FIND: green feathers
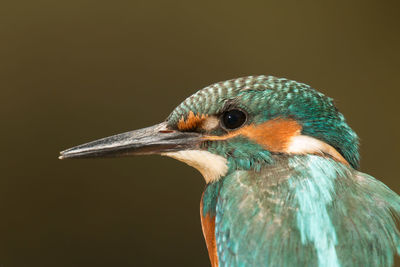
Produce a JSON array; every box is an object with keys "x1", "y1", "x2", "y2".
[
  {"x1": 289, "y1": 156, "x2": 346, "y2": 267},
  {"x1": 204, "y1": 136, "x2": 273, "y2": 172},
  {"x1": 166, "y1": 75, "x2": 398, "y2": 266},
  {"x1": 203, "y1": 155, "x2": 400, "y2": 267}
]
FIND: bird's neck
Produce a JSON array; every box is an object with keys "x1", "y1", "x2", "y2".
[
  {"x1": 202, "y1": 178, "x2": 224, "y2": 217},
  {"x1": 201, "y1": 155, "x2": 353, "y2": 267},
  {"x1": 200, "y1": 155, "x2": 354, "y2": 267},
  {"x1": 201, "y1": 154, "x2": 351, "y2": 217}
]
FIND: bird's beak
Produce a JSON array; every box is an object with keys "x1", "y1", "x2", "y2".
[{"x1": 59, "y1": 122, "x2": 201, "y2": 159}]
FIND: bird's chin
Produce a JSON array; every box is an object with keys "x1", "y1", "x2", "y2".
[{"x1": 162, "y1": 150, "x2": 228, "y2": 183}]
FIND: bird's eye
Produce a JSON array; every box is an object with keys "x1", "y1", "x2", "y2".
[{"x1": 221, "y1": 109, "x2": 247, "y2": 130}]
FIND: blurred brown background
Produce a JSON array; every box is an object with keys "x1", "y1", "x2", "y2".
[{"x1": 1, "y1": 0, "x2": 399, "y2": 266}]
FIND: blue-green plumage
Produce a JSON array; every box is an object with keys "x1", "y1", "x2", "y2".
[
  {"x1": 203, "y1": 155, "x2": 400, "y2": 267},
  {"x1": 61, "y1": 75, "x2": 400, "y2": 267},
  {"x1": 172, "y1": 75, "x2": 399, "y2": 266}
]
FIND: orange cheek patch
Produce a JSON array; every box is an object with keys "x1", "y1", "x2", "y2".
[
  {"x1": 204, "y1": 118, "x2": 302, "y2": 152},
  {"x1": 177, "y1": 111, "x2": 208, "y2": 131}
]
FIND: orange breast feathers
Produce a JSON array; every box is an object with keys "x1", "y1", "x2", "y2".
[
  {"x1": 200, "y1": 196, "x2": 219, "y2": 267},
  {"x1": 204, "y1": 118, "x2": 302, "y2": 152}
]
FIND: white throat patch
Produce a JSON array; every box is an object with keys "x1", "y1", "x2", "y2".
[{"x1": 162, "y1": 150, "x2": 228, "y2": 183}]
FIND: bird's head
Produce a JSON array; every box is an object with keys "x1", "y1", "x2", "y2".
[{"x1": 60, "y1": 76, "x2": 359, "y2": 183}]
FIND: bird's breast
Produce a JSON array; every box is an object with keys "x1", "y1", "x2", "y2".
[{"x1": 200, "y1": 193, "x2": 219, "y2": 267}]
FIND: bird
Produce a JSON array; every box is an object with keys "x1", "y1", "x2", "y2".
[{"x1": 59, "y1": 75, "x2": 400, "y2": 267}]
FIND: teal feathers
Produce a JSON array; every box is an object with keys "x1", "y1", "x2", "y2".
[
  {"x1": 291, "y1": 156, "x2": 341, "y2": 267},
  {"x1": 203, "y1": 155, "x2": 400, "y2": 267},
  {"x1": 166, "y1": 75, "x2": 400, "y2": 266},
  {"x1": 61, "y1": 74, "x2": 399, "y2": 266},
  {"x1": 204, "y1": 136, "x2": 273, "y2": 172}
]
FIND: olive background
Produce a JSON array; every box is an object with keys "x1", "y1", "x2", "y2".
[{"x1": 1, "y1": 0, "x2": 400, "y2": 266}]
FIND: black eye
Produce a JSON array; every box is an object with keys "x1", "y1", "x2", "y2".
[{"x1": 221, "y1": 109, "x2": 247, "y2": 130}]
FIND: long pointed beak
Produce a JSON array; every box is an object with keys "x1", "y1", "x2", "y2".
[{"x1": 59, "y1": 122, "x2": 201, "y2": 159}]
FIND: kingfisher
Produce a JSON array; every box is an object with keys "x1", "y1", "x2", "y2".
[{"x1": 60, "y1": 75, "x2": 400, "y2": 267}]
